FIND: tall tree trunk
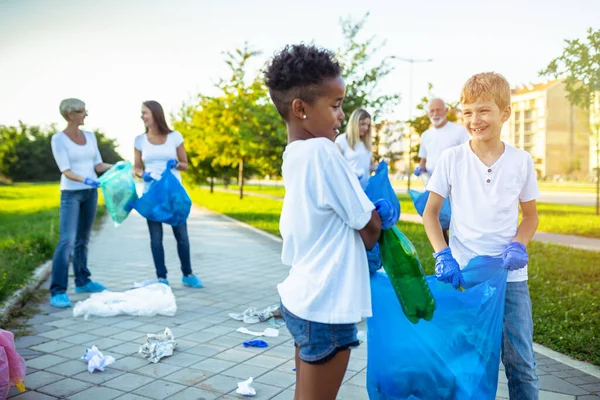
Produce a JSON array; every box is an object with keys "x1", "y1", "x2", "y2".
[
  {"x1": 596, "y1": 131, "x2": 599, "y2": 216},
  {"x1": 239, "y1": 158, "x2": 244, "y2": 200},
  {"x1": 210, "y1": 176, "x2": 214, "y2": 193}
]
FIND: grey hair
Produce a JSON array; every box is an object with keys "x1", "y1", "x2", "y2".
[
  {"x1": 59, "y1": 98, "x2": 85, "y2": 121},
  {"x1": 428, "y1": 97, "x2": 448, "y2": 110}
]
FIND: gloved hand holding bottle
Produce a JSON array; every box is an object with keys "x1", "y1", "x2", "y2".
[
  {"x1": 414, "y1": 165, "x2": 425, "y2": 177},
  {"x1": 166, "y1": 159, "x2": 179, "y2": 169},
  {"x1": 374, "y1": 199, "x2": 398, "y2": 229},
  {"x1": 433, "y1": 247, "x2": 465, "y2": 290}
]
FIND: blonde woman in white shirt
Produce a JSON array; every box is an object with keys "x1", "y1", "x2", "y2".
[
  {"x1": 335, "y1": 108, "x2": 375, "y2": 189},
  {"x1": 49, "y1": 98, "x2": 115, "y2": 308}
]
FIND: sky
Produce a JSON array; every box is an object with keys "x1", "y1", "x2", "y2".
[{"x1": 1, "y1": 0, "x2": 599, "y2": 158}]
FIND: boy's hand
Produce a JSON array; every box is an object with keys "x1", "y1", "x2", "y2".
[
  {"x1": 366, "y1": 242, "x2": 382, "y2": 275},
  {"x1": 433, "y1": 247, "x2": 465, "y2": 290},
  {"x1": 414, "y1": 165, "x2": 424, "y2": 177},
  {"x1": 374, "y1": 199, "x2": 397, "y2": 229},
  {"x1": 502, "y1": 242, "x2": 528, "y2": 271}
]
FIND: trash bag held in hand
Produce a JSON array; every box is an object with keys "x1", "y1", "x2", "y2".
[
  {"x1": 99, "y1": 161, "x2": 138, "y2": 225},
  {"x1": 0, "y1": 329, "x2": 27, "y2": 397},
  {"x1": 128, "y1": 164, "x2": 191, "y2": 226},
  {"x1": 378, "y1": 226, "x2": 436, "y2": 323},
  {"x1": 409, "y1": 189, "x2": 452, "y2": 230},
  {"x1": 365, "y1": 160, "x2": 400, "y2": 224},
  {"x1": 367, "y1": 256, "x2": 508, "y2": 400}
]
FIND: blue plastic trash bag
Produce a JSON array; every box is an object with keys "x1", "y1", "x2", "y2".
[
  {"x1": 408, "y1": 189, "x2": 451, "y2": 231},
  {"x1": 98, "y1": 161, "x2": 138, "y2": 225},
  {"x1": 365, "y1": 160, "x2": 401, "y2": 224},
  {"x1": 128, "y1": 166, "x2": 192, "y2": 226},
  {"x1": 367, "y1": 256, "x2": 508, "y2": 400}
]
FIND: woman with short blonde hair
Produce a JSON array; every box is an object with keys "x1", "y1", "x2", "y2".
[
  {"x1": 49, "y1": 98, "x2": 115, "y2": 308},
  {"x1": 335, "y1": 108, "x2": 375, "y2": 188}
]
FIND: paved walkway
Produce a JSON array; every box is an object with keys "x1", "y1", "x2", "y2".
[{"x1": 7, "y1": 207, "x2": 600, "y2": 399}]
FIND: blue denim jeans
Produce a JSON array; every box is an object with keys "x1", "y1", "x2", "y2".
[
  {"x1": 502, "y1": 281, "x2": 539, "y2": 400},
  {"x1": 50, "y1": 189, "x2": 98, "y2": 295},
  {"x1": 146, "y1": 220, "x2": 192, "y2": 279}
]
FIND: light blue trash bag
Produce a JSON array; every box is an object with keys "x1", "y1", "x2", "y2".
[
  {"x1": 98, "y1": 161, "x2": 138, "y2": 225},
  {"x1": 408, "y1": 189, "x2": 451, "y2": 231},
  {"x1": 367, "y1": 256, "x2": 508, "y2": 400}
]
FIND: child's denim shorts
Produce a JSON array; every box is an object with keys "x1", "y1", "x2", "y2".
[{"x1": 280, "y1": 302, "x2": 360, "y2": 364}]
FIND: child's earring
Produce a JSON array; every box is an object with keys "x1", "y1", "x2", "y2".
[{"x1": 303, "y1": 115, "x2": 307, "y2": 119}]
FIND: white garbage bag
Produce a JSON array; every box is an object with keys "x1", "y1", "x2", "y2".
[{"x1": 73, "y1": 283, "x2": 177, "y2": 320}]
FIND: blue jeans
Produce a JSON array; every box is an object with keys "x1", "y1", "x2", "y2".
[
  {"x1": 502, "y1": 281, "x2": 539, "y2": 400},
  {"x1": 146, "y1": 220, "x2": 192, "y2": 279},
  {"x1": 50, "y1": 189, "x2": 98, "y2": 295}
]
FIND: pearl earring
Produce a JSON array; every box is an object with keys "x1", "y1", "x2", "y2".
[{"x1": 303, "y1": 115, "x2": 307, "y2": 119}]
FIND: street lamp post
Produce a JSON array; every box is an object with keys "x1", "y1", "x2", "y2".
[{"x1": 394, "y1": 57, "x2": 433, "y2": 191}]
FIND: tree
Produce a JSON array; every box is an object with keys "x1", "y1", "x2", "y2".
[
  {"x1": 0, "y1": 123, "x2": 123, "y2": 182},
  {"x1": 336, "y1": 13, "x2": 401, "y2": 141},
  {"x1": 540, "y1": 27, "x2": 600, "y2": 215},
  {"x1": 174, "y1": 44, "x2": 286, "y2": 199}
]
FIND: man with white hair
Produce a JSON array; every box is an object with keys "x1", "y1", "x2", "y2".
[{"x1": 415, "y1": 98, "x2": 469, "y2": 181}]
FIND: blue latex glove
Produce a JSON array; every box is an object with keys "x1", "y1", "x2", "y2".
[
  {"x1": 166, "y1": 159, "x2": 179, "y2": 169},
  {"x1": 502, "y1": 242, "x2": 528, "y2": 271},
  {"x1": 84, "y1": 178, "x2": 100, "y2": 188},
  {"x1": 141, "y1": 171, "x2": 155, "y2": 182},
  {"x1": 374, "y1": 199, "x2": 397, "y2": 229},
  {"x1": 414, "y1": 165, "x2": 424, "y2": 177},
  {"x1": 243, "y1": 340, "x2": 268, "y2": 348},
  {"x1": 433, "y1": 247, "x2": 465, "y2": 290},
  {"x1": 366, "y1": 242, "x2": 382, "y2": 275}
]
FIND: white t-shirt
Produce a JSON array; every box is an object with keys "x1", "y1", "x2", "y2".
[
  {"x1": 335, "y1": 133, "x2": 372, "y2": 189},
  {"x1": 278, "y1": 137, "x2": 375, "y2": 324},
  {"x1": 134, "y1": 131, "x2": 184, "y2": 192},
  {"x1": 51, "y1": 131, "x2": 103, "y2": 191},
  {"x1": 427, "y1": 142, "x2": 540, "y2": 282},
  {"x1": 418, "y1": 121, "x2": 469, "y2": 174}
]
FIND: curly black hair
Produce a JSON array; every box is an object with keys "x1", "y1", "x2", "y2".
[{"x1": 264, "y1": 44, "x2": 343, "y2": 119}]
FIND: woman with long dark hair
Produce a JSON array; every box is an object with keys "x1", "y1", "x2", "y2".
[{"x1": 133, "y1": 100, "x2": 203, "y2": 288}]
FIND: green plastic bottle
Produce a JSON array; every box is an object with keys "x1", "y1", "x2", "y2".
[{"x1": 378, "y1": 226, "x2": 436, "y2": 324}]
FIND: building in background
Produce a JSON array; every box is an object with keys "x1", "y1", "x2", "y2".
[{"x1": 507, "y1": 80, "x2": 591, "y2": 179}]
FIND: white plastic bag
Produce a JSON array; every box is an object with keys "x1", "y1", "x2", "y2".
[{"x1": 73, "y1": 283, "x2": 177, "y2": 320}]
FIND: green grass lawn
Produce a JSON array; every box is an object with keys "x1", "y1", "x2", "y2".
[
  {"x1": 235, "y1": 184, "x2": 600, "y2": 239},
  {"x1": 190, "y1": 187, "x2": 600, "y2": 366},
  {"x1": 0, "y1": 183, "x2": 105, "y2": 305}
]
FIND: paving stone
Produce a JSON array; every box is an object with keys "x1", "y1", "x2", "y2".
[
  {"x1": 173, "y1": 387, "x2": 221, "y2": 400},
  {"x1": 26, "y1": 354, "x2": 68, "y2": 370},
  {"x1": 135, "y1": 362, "x2": 182, "y2": 379},
  {"x1": 133, "y1": 379, "x2": 186, "y2": 399},
  {"x1": 14, "y1": 336, "x2": 51, "y2": 349},
  {"x1": 255, "y1": 370, "x2": 296, "y2": 388},
  {"x1": 72, "y1": 367, "x2": 124, "y2": 384},
  {"x1": 110, "y1": 356, "x2": 149, "y2": 372},
  {"x1": 10, "y1": 392, "x2": 58, "y2": 400},
  {"x1": 197, "y1": 374, "x2": 240, "y2": 393},
  {"x1": 30, "y1": 340, "x2": 73, "y2": 353},
  {"x1": 37, "y1": 378, "x2": 92, "y2": 398},
  {"x1": 67, "y1": 386, "x2": 124, "y2": 400},
  {"x1": 190, "y1": 358, "x2": 237, "y2": 374},
  {"x1": 163, "y1": 368, "x2": 213, "y2": 386},
  {"x1": 221, "y1": 363, "x2": 270, "y2": 380},
  {"x1": 160, "y1": 352, "x2": 203, "y2": 367},
  {"x1": 22, "y1": 371, "x2": 65, "y2": 390},
  {"x1": 51, "y1": 360, "x2": 88, "y2": 377},
  {"x1": 103, "y1": 372, "x2": 155, "y2": 392},
  {"x1": 539, "y1": 374, "x2": 592, "y2": 396}
]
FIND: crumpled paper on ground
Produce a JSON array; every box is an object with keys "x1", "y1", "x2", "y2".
[
  {"x1": 229, "y1": 304, "x2": 279, "y2": 324},
  {"x1": 236, "y1": 377, "x2": 256, "y2": 396},
  {"x1": 73, "y1": 283, "x2": 177, "y2": 320},
  {"x1": 138, "y1": 327, "x2": 176, "y2": 363},
  {"x1": 81, "y1": 346, "x2": 115, "y2": 373},
  {"x1": 236, "y1": 327, "x2": 279, "y2": 337}
]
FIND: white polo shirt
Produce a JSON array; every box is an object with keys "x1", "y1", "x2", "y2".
[
  {"x1": 278, "y1": 137, "x2": 375, "y2": 324},
  {"x1": 418, "y1": 121, "x2": 469, "y2": 174},
  {"x1": 427, "y1": 142, "x2": 540, "y2": 282},
  {"x1": 335, "y1": 133, "x2": 372, "y2": 189}
]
